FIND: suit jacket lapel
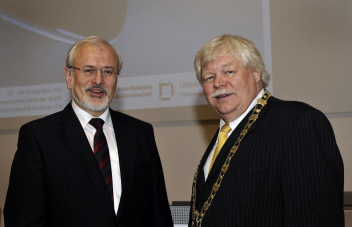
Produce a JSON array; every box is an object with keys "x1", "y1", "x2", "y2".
[
  {"x1": 197, "y1": 106, "x2": 255, "y2": 207},
  {"x1": 61, "y1": 104, "x2": 113, "y2": 204},
  {"x1": 195, "y1": 96, "x2": 274, "y2": 210},
  {"x1": 195, "y1": 130, "x2": 218, "y2": 209},
  {"x1": 110, "y1": 110, "x2": 137, "y2": 218},
  {"x1": 200, "y1": 130, "x2": 218, "y2": 183}
]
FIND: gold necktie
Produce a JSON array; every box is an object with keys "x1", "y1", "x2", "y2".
[{"x1": 210, "y1": 123, "x2": 231, "y2": 169}]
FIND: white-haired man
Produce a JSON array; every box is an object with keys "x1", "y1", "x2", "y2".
[{"x1": 189, "y1": 34, "x2": 344, "y2": 227}]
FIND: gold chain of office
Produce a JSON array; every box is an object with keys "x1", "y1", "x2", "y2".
[{"x1": 191, "y1": 90, "x2": 272, "y2": 227}]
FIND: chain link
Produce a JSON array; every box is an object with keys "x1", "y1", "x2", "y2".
[{"x1": 191, "y1": 90, "x2": 272, "y2": 227}]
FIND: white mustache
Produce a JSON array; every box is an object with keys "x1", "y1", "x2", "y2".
[{"x1": 210, "y1": 89, "x2": 234, "y2": 98}]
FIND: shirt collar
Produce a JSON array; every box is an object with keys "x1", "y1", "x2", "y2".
[
  {"x1": 71, "y1": 100, "x2": 113, "y2": 129},
  {"x1": 220, "y1": 89, "x2": 264, "y2": 131}
]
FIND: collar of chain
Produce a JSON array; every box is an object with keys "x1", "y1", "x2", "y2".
[{"x1": 191, "y1": 89, "x2": 272, "y2": 227}]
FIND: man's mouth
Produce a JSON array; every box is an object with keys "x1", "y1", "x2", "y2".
[
  {"x1": 87, "y1": 87, "x2": 107, "y2": 97},
  {"x1": 211, "y1": 89, "x2": 234, "y2": 99},
  {"x1": 214, "y1": 93, "x2": 232, "y2": 99}
]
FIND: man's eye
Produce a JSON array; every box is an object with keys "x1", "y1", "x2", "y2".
[
  {"x1": 202, "y1": 75, "x2": 215, "y2": 82},
  {"x1": 103, "y1": 69, "x2": 114, "y2": 75},
  {"x1": 84, "y1": 68, "x2": 96, "y2": 74},
  {"x1": 225, "y1": 70, "x2": 236, "y2": 75}
]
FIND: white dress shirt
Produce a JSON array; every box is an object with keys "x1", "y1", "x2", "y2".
[
  {"x1": 71, "y1": 101, "x2": 122, "y2": 214},
  {"x1": 203, "y1": 89, "x2": 265, "y2": 179}
]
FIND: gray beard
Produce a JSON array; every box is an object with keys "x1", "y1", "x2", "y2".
[{"x1": 70, "y1": 90, "x2": 109, "y2": 113}]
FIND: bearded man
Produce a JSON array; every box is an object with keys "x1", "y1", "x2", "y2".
[{"x1": 4, "y1": 36, "x2": 173, "y2": 227}]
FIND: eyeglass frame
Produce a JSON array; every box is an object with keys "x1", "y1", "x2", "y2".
[{"x1": 68, "y1": 65, "x2": 118, "y2": 78}]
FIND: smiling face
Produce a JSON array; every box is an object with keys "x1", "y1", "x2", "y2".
[
  {"x1": 65, "y1": 43, "x2": 118, "y2": 116},
  {"x1": 201, "y1": 55, "x2": 262, "y2": 122}
]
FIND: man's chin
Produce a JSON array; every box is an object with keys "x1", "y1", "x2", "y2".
[
  {"x1": 86, "y1": 102, "x2": 109, "y2": 112},
  {"x1": 214, "y1": 106, "x2": 234, "y2": 116},
  {"x1": 78, "y1": 99, "x2": 109, "y2": 114},
  {"x1": 71, "y1": 92, "x2": 110, "y2": 114}
]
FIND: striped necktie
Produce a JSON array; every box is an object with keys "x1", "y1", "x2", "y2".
[{"x1": 89, "y1": 118, "x2": 113, "y2": 200}]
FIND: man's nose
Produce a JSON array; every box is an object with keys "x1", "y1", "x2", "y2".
[
  {"x1": 214, "y1": 74, "x2": 225, "y2": 88},
  {"x1": 93, "y1": 70, "x2": 104, "y2": 84}
]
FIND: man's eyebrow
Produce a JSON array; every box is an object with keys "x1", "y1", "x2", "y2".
[
  {"x1": 82, "y1": 65, "x2": 95, "y2": 68},
  {"x1": 222, "y1": 62, "x2": 236, "y2": 68},
  {"x1": 82, "y1": 65, "x2": 114, "y2": 68}
]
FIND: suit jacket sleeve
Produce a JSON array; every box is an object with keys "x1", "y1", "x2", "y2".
[
  {"x1": 4, "y1": 123, "x2": 48, "y2": 227},
  {"x1": 280, "y1": 108, "x2": 344, "y2": 227},
  {"x1": 145, "y1": 125, "x2": 174, "y2": 227}
]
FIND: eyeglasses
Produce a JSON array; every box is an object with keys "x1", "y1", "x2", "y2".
[{"x1": 69, "y1": 66, "x2": 117, "y2": 78}]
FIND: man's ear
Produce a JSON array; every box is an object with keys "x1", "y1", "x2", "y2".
[
  {"x1": 64, "y1": 67, "x2": 73, "y2": 89},
  {"x1": 252, "y1": 71, "x2": 261, "y2": 82}
]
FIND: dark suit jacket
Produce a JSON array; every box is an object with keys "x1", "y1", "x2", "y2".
[
  {"x1": 4, "y1": 104, "x2": 173, "y2": 227},
  {"x1": 190, "y1": 97, "x2": 344, "y2": 227}
]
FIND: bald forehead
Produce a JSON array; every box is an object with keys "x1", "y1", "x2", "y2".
[
  {"x1": 77, "y1": 42, "x2": 116, "y2": 56},
  {"x1": 73, "y1": 42, "x2": 118, "y2": 66}
]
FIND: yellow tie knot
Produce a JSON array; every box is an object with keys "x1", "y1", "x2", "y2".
[{"x1": 220, "y1": 123, "x2": 231, "y2": 135}]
